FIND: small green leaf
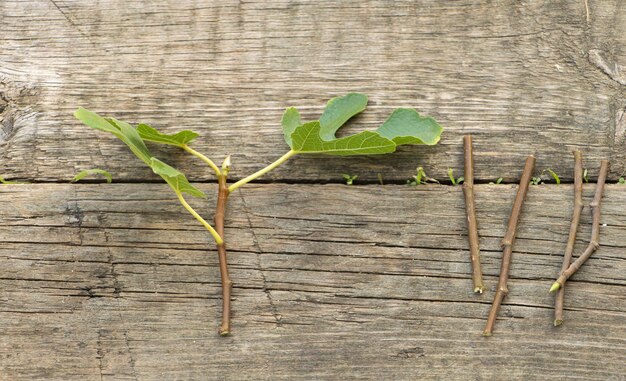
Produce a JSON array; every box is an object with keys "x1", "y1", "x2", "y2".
[
  {"x1": 72, "y1": 169, "x2": 113, "y2": 183},
  {"x1": 137, "y1": 123, "x2": 199, "y2": 147},
  {"x1": 75, "y1": 108, "x2": 153, "y2": 165},
  {"x1": 291, "y1": 121, "x2": 396, "y2": 156},
  {"x1": 583, "y1": 168, "x2": 589, "y2": 183},
  {"x1": 376, "y1": 109, "x2": 442, "y2": 146},
  {"x1": 448, "y1": 168, "x2": 457, "y2": 185},
  {"x1": 281, "y1": 107, "x2": 302, "y2": 147},
  {"x1": 619, "y1": 177, "x2": 625, "y2": 184},
  {"x1": 75, "y1": 108, "x2": 204, "y2": 198},
  {"x1": 150, "y1": 158, "x2": 206, "y2": 198},
  {"x1": 496, "y1": 177, "x2": 503, "y2": 184},
  {"x1": 319, "y1": 93, "x2": 368, "y2": 141}
]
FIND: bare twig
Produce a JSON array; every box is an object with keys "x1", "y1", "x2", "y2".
[
  {"x1": 215, "y1": 174, "x2": 233, "y2": 336},
  {"x1": 483, "y1": 155, "x2": 535, "y2": 336},
  {"x1": 550, "y1": 160, "x2": 609, "y2": 294},
  {"x1": 554, "y1": 150, "x2": 583, "y2": 326},
  {"x1": 462, "y1": 135, "x2": 484, "y2": 293}
]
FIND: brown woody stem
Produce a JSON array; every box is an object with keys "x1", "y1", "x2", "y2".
[
  {"x1": 462, "y1": 135, "x2": 484, "y2": 293},
  {"x1": 483, "y1": 155, "x2": 535, "y2": 336},
  {"x1": 215, "y1": 174, "x2": 232, "y2": 336},
  {"x1": 554, "y1": 150, "x2": 583, "y2": 326},
  {"x1": 550, "y1": 160, "x2": 609, "y2": 294}
]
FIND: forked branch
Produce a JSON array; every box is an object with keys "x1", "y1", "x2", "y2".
[
  {"x1": 550, "y1": 160, "x2": 609, "y2": 293},
  {"x1": 554, "y1": 150, "x2": 583, "y2": 326},
  {"x1": 462, "y1": 135, "x2": 484, "y2": 293},
  {"x1": 483, "y1": 155, "x2": 535, "y2": 336}
]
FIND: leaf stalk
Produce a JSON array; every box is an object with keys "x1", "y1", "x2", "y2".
[
  {"x1": 175, "y1": 191, "x2": 223, "y2": 245},
  {"x1": 182, "y1": 144, "x2": 222, "y2": 177},
  {"x1": 228, "y1": 150, "x2": 297, "y2": 192}
]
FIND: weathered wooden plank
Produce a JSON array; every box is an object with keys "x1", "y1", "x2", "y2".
[
  {"x1": 1, "y1": 183, "x2": 625, "y2": 380},
  {"x1": 1, "y1": 0, "x2": 625, "y2": 182}
]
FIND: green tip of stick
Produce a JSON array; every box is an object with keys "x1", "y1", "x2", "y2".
[
  {"x1": 549, "y1": 282, "x2": 561, "y2": 293},
  {"x1": 474, "y1": 286, "x2": 484, "y2": 294},
  {"x1": 554, "y1": 319, "x2": 563, "y2": 327},
  {"x1": 482, "y1": 331, "x2": 492, "y2": 337}
]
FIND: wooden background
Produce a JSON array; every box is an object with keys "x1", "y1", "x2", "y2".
[{"x1": 1, "y1": 1, "x2": 625, "y2": 380}]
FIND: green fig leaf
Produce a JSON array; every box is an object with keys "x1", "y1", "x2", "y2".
[
  {"x1": 74, "y1": 108, "x2": 152, "y2": 165},
  {"x1": 72, "y1": 169, "x2": 113, "y2": 183},
  {"x1": 137, "y1": 123, "x2": 199, "y2": 147},
  {"x1": 376, "y1": 108, "x2": 442, "y2": 145},
  {"x1": 283, "y1": 94, "x2": 442, "y2": 156},
  {"x1": 281, "y1": 107, "x2": 302, "y2": 147},
  {"x1": 291, "y1": 121, "x2": 396, "y2": 156},
  {"x1": 319, "y1": 93, "x2": 368, "y2": 141},
  {"x1": 75, "y1": 108, "x2": 204, "y2": 198},
  {"x1": 150, "y1": 158, "x2": 206, "y2": 198}
]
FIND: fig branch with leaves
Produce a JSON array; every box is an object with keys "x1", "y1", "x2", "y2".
[{"x1": 75, "y1": 93, "x2": 443, "y2": 335}]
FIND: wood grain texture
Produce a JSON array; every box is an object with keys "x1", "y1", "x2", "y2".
[
  {"x1": 1, "y1": 183, "x2": 625, "y2": 380},
  {"x1": 1, "y1": 0, "x2": 625, "y2": 183}
]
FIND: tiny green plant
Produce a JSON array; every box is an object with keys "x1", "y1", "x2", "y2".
[
  {"x1": 0, "y1": 175, "x2": 27, "y2": 185},
  {"x1": 489, "y1": 177, "x2": 504, "y2": 184},
  {"x1": 530, "y1": 176, "x2": 543, "y2": 185},
  {"x1": 72, "y1": 169, "x2": 113, "y2": 183},
  {"x1": 619, "y1": 177, "x2": 625, "y2": 184},
  {"x1": 377, "y1": 173, "x2": 384, "y2": 185},
  {"x1": 342, "y1": 174, "x2": 358, "y2": 185},
  {"x1": 544, "y1": 168, "x2": 560, "y2": 184},
  {"x1": 583, "y1": 168, "x2": 589, "y2": 183},
  {"x1": 75, "y1": 93, "x2": 443, "y2": 335},
  {"x1": 447, "y1": 168, "x2": 464, "y2": 185},
  {"x1": 408, "y1": 167, "x2": 439, "y2": 186}
]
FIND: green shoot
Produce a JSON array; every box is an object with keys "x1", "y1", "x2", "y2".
[
  {"x1": 74, "y1": 93, "x2": 443, "y2": 335},
  {"x1": 408, "y1": 167, "x2": 439, "y2": 186},
  {"x1": 619, "y1": 177, "x2": 625, "y2": 184},
  {"x1": 377, "y1": 173, "x2": 384, "y2": 185},
  {"x1": 544, "y1": 169, "x2": 560, "y2": 184},
  {"x1": 583, "y1": 168, "x2": 589, "y2": 183},
  {"x1": 72, "y1": 169, "x2": 113, "y2": 183},
  {"x1": 0, "y1": 175, "x2": 27, "y2": 184},
  {"x1": 489, "y1": 177, "x2": 504, "y2": 184},
  {"x1": 530, "y1": 176, "x2": 543, "y2": 185},
  {"x1": 342, "y1": 174, "x2": 358, "y2": 185},
  {"x1": 447, "y1": 168, "x2": 464, "y2": 185}
]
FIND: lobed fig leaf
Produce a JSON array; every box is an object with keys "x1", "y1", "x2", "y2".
[{"x1": 283, "y1": 93, "x2": 443, "y2": 156}]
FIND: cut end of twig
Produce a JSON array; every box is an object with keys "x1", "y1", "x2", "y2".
[
  {"x1": 554, "y1": 319, "x2": 564, "y2": 327},
  {"x1": 219, "y1": 328, "x2": 231, "y2": 337},
  {"x1": 482, "y1": 331, "x2": 492, "y2": 337},
  {"x1": 549, "y1": 282, "x2": 561, "y2": 293},
  {"x1": 474, "y1": 286, "x2": 484, "y2": 294}
]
